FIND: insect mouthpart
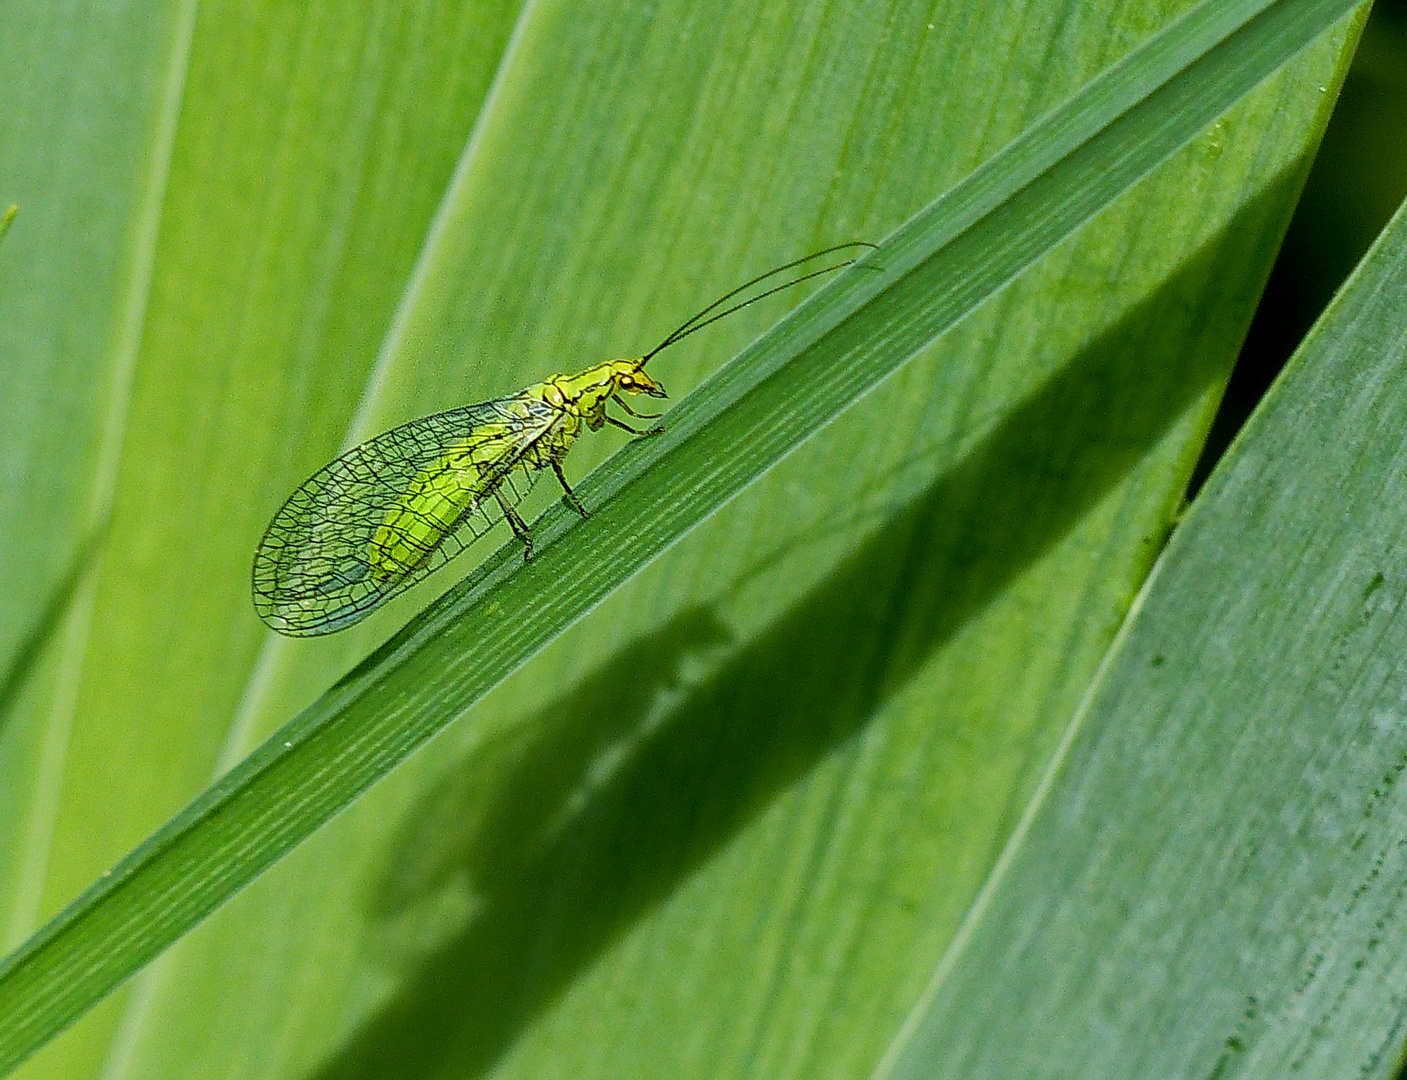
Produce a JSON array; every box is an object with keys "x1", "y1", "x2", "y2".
[{"x1": 619, "y1": 362, "x2": 667, "y2": 398}]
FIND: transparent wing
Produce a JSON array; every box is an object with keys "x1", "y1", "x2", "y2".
[{"x1": 252, "y1": 397, "x2": 554, "y2": 636}]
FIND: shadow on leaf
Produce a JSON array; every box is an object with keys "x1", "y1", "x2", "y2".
[{"x1": 306, "y1": 177, "x2": 1296, "y2": 1080}]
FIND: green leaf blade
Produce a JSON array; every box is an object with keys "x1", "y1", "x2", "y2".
[
  {"x1": 0, "y1": 0, "x2": 1365, "y2": 1074},
  {"x1": 878, "y1": 197, "x2": 1407, "y2": 1078},
  {"x1": 0, "y1": 1, "x2": 529, "y2": 1077}
]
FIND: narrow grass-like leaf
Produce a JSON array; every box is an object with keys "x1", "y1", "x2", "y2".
[
  {"x1": 876, "y1": 195, "x2": 1407, "y2": 1077},
  {"x1": 0, "y1": 0, "x2": 1364, "y2": 1070},
  {"x1": 103, "y1": 8, "x2": 1358, "y2": 1079}
]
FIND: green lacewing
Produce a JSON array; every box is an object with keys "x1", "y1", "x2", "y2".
[{"x1": 252, "y1": 242, "x2": 877, "y2": 636}]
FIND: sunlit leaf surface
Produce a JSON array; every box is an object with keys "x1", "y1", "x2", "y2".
[{"x1": 0, "y1": 0, "x2": 1365, "y2": 1077}]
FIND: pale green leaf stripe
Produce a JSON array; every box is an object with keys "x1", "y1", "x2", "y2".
[
  {"x1": 0, "y1": 0, "x2": 1362, "y2": 1070},
  {"x1": 878, "y1": 194, "x2": 1407, "y2": 1078}
]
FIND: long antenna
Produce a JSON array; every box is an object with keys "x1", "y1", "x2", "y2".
[{"x1": 640, "y1": 241, "x2": 878, "y2": 366}]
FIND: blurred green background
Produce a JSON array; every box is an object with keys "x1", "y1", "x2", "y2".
[{"x1": 1, "y1": 0, "x2": 1404, "y2": 1077}]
